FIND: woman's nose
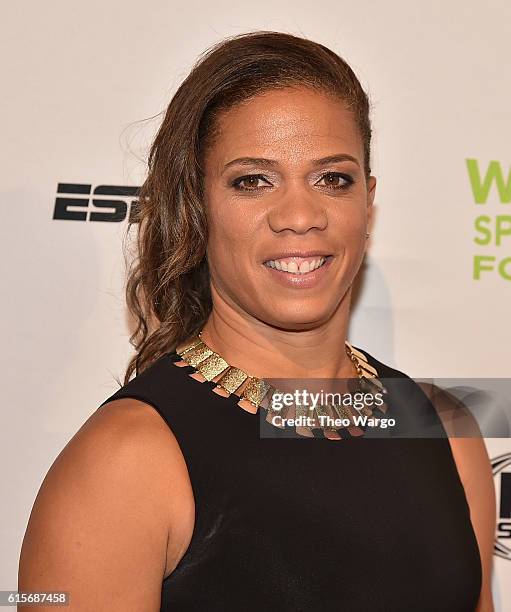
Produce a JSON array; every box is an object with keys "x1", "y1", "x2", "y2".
[{"x1": 267, "y1": 183, "x2": 328, "y2": 234}]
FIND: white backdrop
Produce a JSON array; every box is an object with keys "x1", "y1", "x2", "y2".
[{"x1": 2, "y1": 1, "x2": 510, "y2": 609}]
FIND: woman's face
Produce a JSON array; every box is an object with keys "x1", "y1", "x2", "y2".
[{"x1": 203, "y1": 86, "x2": 376, "y2": 330}]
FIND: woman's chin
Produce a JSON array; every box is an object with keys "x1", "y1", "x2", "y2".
[{"x1": 259, "y1": 307, "x2": 335, "y2": 331}]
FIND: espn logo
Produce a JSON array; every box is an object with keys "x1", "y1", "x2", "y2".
[{"x1": 53, "y1": 183, "x2": 141, "y2": 222}]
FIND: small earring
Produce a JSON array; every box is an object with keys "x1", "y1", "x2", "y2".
[{"x1": 365, "y1": 232, "x2": 370, "y2": 239}]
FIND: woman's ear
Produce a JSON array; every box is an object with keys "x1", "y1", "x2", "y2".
[{"x1": 366, "y1": 175, "x2": 377, "y2": 226}]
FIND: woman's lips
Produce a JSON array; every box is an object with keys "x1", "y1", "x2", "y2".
[{"x1": 262, "y1": 255, "x2": 334, "y2": 288}]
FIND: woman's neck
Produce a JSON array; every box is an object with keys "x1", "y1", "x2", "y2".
[{"x1": 198, "y1": 287, "x2": 358, "y2": 380}]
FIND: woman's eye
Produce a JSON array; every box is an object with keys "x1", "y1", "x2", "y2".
[
  {"x1": 231, "y1": 172, "x2": 353, "y2": 192},
  {"x1": 232, "y1": 174, "x2": 272, "y2": 191},
  {"x1": 316, "y1": 172, "x2": 353, "y2": 190}
]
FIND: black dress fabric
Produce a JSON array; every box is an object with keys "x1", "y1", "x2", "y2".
[{"x1": 98, "y1": 346, "x2": 482, "y2": 611}]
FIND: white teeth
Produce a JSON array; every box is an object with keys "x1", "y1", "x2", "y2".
[{"x1": 264, "y1": 256, "x2": 327, "y2": 275}]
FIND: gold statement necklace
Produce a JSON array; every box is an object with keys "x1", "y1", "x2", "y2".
[{"x1": 175, "y1": 331, "x2": 389, "y2": 438}]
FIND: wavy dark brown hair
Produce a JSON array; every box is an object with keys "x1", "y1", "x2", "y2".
[{"x1": 121, "y1": 30, "x2": 373, "y2": 385}]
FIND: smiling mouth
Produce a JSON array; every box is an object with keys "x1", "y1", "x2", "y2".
[{"x1": 263, "y1": 255, "x2": 332, "y2": 275}]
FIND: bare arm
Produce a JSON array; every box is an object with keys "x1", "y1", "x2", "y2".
[
  {"x1": 418, "y1": 383, "x2": 496, "y2": 612},
  {"x1": 18, "y1": 399, "x2": 194, "y2": 611},
  {"x1": 449, "y1": 436, "x2": 496, "y2": 612}
]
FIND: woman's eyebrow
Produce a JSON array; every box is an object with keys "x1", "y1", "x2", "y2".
[
  {"x1": 312, "y1": 154, "x2": 360, "y2": 167},
  {"x1": 222, "y1": 157, "x2": 278, "y2": 171},
  {"x1": 222, "y1": 153, "x2": 360, "y2": 172}
]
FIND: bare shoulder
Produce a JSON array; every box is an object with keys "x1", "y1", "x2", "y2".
[
  {"x1": 417, "y1": 382, "x2": 496, "y2": 612},
  {"x1": 19, "y1": 397, "x2": 194, "y2": 611}
]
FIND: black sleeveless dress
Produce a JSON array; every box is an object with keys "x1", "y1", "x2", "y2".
[{"x1": 98, "y1": 346, "x2": 482, "y2": 611}]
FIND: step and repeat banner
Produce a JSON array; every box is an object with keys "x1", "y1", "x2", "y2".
[{"x1": 2, "y1": 1, "x2": 509, "y2": 609}]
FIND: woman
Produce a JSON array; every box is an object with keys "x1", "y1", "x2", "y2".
[{"x1": 19, "y1": 31, "x2": 495, "y2": 611}]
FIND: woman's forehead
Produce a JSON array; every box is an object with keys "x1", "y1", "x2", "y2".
[{"x1": 208, "y1": 87, "x2": 362, "y2": 168}]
